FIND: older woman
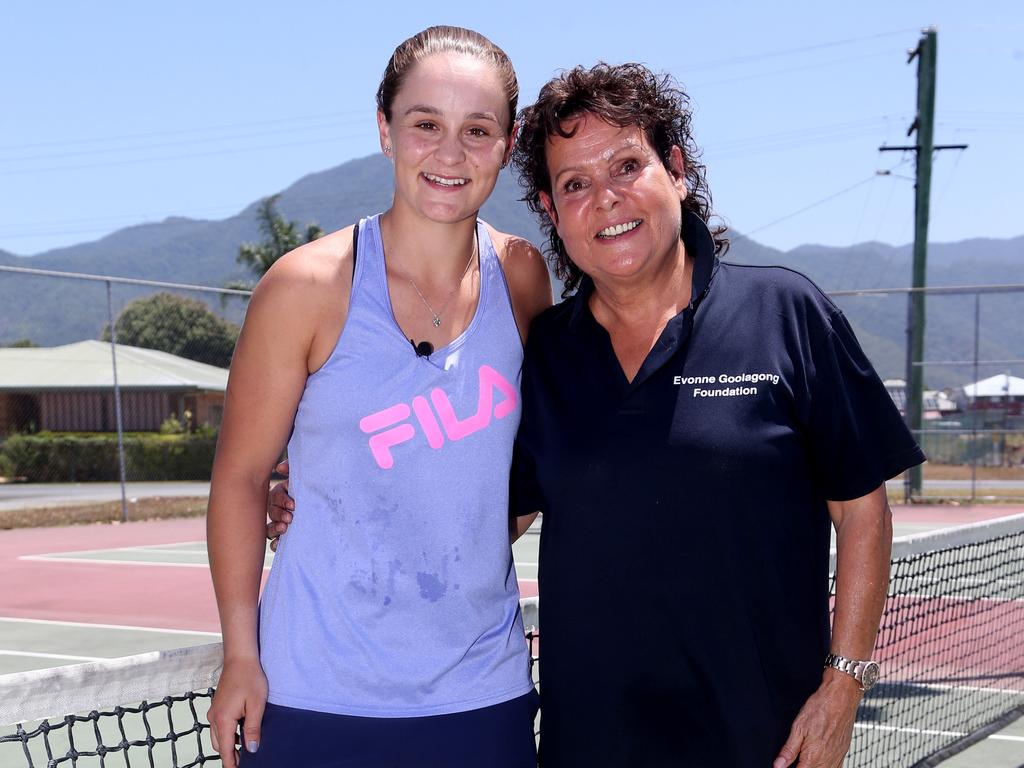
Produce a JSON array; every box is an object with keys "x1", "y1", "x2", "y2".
[
  {"x1": 269, "y1": 62, "x2": 924, "y2": 767},
  {"x1": 507, "y1": 63, "x2": 923, "y2": 768}
]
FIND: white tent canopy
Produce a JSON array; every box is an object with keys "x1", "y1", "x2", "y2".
[{"x1": 963, "y1": 374, "x2": 1024, "y2": 398}]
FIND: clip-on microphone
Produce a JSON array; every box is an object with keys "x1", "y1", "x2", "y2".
[{"x1": 411, "y1": 339, "x2": 434, "y2": 358}]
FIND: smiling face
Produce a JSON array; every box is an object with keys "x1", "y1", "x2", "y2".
[
  {"x1": 379, "y1": 52, "x2": 512, "y2": 225},
  {"x1": 539, "y1": 113, "x2": 688, "y2": 288}
]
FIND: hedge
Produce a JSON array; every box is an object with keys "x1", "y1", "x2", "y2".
[{"x1": 0, "y1": 432, "x2": 217, "y2": 482}]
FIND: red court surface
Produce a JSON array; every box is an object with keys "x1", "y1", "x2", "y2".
[
  {"x1": 0, "y1": 518, "x2": 222, "y2": 632},
  {"x1": 0, "y1": 516, "x2": 540, "y2": 631},
  {"x1": 0, "y1": 505, "x2": 1017, "y2": 633}
]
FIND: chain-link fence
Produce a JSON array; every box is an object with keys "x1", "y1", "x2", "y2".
[
  {"x1": 831, "y1": 283, "x2": 1024, "y2": 503},
  {"x1": 0, "y1": 265, "x2": 251, "y2": 517},
  {"x1": 1, "y1": 266, "x2": 1022, "y2": 508}
]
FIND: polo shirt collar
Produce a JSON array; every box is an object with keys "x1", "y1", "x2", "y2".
[{"x1": 567, "y1": 209, "x2": 718, "y2": 331}]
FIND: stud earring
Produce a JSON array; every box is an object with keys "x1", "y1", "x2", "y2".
[{"x1": 384, "y1": 145, "x2": 391, "y2": 155}]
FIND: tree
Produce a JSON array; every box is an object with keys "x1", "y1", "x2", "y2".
[
  {"x1": 103, "y1": 293, "x2": 239, "y2": 368},
  {"x1": 4, "y1": 339, "x2": 39, "y2": 347},
  {"x1": 227, "y1": 195, "x2": 323, "y2": 291}
]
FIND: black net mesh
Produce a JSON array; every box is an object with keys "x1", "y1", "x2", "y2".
[
  {"x1": 0, "y1": 691, "x2": 218, "y2": 767},
  {"x1": 843, "y1": 521, "x2": 1024, "y2": 766}
]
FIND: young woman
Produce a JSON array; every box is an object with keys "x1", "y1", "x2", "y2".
[{"x1": 206, "y1": 26, "x2": 550, "y2": 767}]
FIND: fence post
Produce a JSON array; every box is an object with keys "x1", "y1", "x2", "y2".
[
  {"x1": 970, "y1": 293, "x2": 980, "y2": 503},
  {"x1": 105, "y1": 281, "x2": 129, "y2": 522}
]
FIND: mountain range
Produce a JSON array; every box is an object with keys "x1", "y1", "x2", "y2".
[{"x1": 1, "y1": 153, "x2": 1020, "y2": 389}]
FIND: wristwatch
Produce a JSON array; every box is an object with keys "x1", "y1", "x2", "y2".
[{"x1": 824, "y1": 653, "x2": 881, "y2": 692}]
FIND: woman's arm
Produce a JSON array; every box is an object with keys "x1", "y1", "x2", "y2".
[
  {"x1": 510, "y1": 510, "x2": 539, "y2": 543},
  {"x1": 206, "y1": 238, "x2": 346, "y2": 765},
  {"x1": 773, "y1": 484, "x2": 891, "y2": 768}
]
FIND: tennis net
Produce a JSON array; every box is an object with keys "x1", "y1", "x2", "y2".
[
  {"x1": 0, "y1": 644, "x2": 222, "y2": 767},
  {"x1": 841, "y1": 512, "x2": 1024, "y2": 767},
  {"x1": 0, "y1": 606, "x2": 540, "y2": 768},
  {"x1": 1, "y1": 516, "x2": 1022, "y2": 767}
]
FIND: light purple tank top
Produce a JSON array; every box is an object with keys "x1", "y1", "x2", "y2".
[{"x1": 258, "y1": 214, "x2": 532, "y2": 716}]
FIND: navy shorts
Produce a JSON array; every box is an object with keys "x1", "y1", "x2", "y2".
[{"x1": 238, "y1": 688, "x2": 540, "y2": 767}]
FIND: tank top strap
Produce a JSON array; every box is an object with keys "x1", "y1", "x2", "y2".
[
  {"x1": 351, "y1": 214, "x2": 384, "y2": 301},
  {"x1": 475, "y1": 220, "x2": 518, "y2": 336}
]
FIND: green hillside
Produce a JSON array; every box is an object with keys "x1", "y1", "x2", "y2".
[{"x1": 1, "y1": 154, "x2": 1020, "y2": 389}]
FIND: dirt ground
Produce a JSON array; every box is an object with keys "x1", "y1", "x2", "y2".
[
  {"x1": 0, "y1": 496, "x2": 209, "y2": 530},
  {"x1": 923, "y1": 463, "x2": 1024, "y2": 480}
]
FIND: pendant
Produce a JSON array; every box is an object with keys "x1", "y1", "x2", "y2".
[{"x1": 432, "y1": 316, "x2": 441, "y2": 327}]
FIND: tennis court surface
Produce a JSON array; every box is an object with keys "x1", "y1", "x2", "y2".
[{"x1": 1, "y1": 510, "x2": 1022, "y2": 766}]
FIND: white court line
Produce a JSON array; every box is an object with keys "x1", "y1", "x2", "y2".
[
  {"x1": 911, "y1": 682, "x2": 1024, "y2": 697},
  {"x1": 18, "y1": 539, "x2": 271, "y2": 569},
  {"x1": 19, "y1": 555, "x2": 215, "y2": 569},
  {"x1": 854, "y1": 723, "x2": 1024, "y2": 743},
  {"x1": 888, "y1": 592, "x2": 1024, "y2": 605},
  {"x1": 0, "y1": 649, "x2": 104, "y2": 662},
  {"x1": 854, "y1": 723, "x2": 967, "y2": 738},
  {"x1": 21, "y1": 542, "x2": 204, "y2": 558},
  {"x1": 19, "y1": 554, "x2": 270, "y2": 570},
  {"x1": 0, "y1": 616, "x2": 221, "y2": 637}
]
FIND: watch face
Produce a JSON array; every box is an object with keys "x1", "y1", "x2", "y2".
[{"x1": 861, "y1": 662, "x2": 881, "y2": 691}]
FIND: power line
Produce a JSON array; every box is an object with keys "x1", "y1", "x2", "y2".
[
  {"x1": 0, "y1": 130, "x2": 379, "y2": 176},
  {"x1": 709, "y1": 115, "x2": 914, "y2": 159},
  {"x1": 731, "y1": 176, "x2": 878, "y2": 242},
  {"x1": 709, "y1": 116, "x2": 909, "y2": 152},
  {"x1": 0, "y1": 116, "x2": 367, "y2": 165},
  {"x1": 1, "y1": 33, "x2": 925, "y2": 160},
  {"x1": 681, "y1": 29, "x2": 918, "y2": 72},
  {"x1": 691, "y1": 48, "x2": 901, "y2": 89},
  {"x1": 0, "y1": 109, "x2": 371, "y2": 154}
]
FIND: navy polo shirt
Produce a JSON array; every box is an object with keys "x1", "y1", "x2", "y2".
[{"x1": 512, "y1": 212, "x2": 924, "y2": 767}]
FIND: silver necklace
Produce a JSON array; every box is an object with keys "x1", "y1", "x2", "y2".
[{"x1": 407, "y1": 231, "x2": 478, "y2": 328}]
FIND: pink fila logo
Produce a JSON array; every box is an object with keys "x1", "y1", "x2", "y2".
[{"x1": 358, "y1": 365, "x2": 518, "y2": 469}]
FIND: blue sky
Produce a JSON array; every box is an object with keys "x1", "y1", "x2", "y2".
[{"x1": 2, "y1": 1, "x2": 1022, "y2": 262}]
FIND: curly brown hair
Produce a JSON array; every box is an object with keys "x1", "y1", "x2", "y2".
[{"x1": 512, "y1": 62, "x2": 728, "y2": 296}]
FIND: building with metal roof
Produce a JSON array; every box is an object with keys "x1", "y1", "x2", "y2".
[{"x1": 0, "y1": 340, "x2": 227, "y2": 433}]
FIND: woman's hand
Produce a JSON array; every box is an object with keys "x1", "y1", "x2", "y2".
[
  {"x1": 266, "y1": 460, "x2": 295, "y2": 552},
  {"x1": 208, "y1": 656, "x2": 269, "y2": 766}
]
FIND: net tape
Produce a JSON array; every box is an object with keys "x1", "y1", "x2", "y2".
[{"x1": 2, "y1": 515, "x2": 1022, "y2": 767}]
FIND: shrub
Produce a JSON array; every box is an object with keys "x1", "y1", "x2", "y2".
[{"x1": 0, "y1": 432, "x2": 218, "y2": 482}]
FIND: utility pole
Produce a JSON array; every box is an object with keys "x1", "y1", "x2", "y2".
[{"x1": 880, "y1": 26, "x2": 966, "y2": 500}]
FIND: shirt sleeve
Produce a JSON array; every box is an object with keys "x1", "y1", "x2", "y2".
[
  {"x1": 509, "y1": 325, "x2": 547, "y2": 519},
  {"x1": 509, "y1": 434, "x2": 544, "y2": 518},
  {"x1": 802, "y1": 309, "x2": 926, "y2": 501}
]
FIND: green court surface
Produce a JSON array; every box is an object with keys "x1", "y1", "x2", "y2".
[{"x1": 0, "y1": 618, "x2": 218, "y2": 676}]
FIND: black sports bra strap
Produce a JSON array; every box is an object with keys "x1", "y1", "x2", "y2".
[{"x1": 351, "y1": 222, "x2": 359, "y2": 283}]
